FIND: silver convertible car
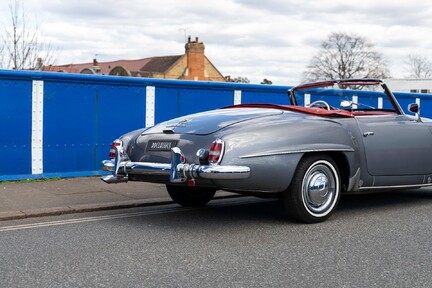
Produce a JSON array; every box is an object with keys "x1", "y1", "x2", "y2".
[{"x1": 101, "y1": 79, "x2": 431, "y2": 223}]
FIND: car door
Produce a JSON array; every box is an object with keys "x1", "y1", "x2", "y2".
[{"x1": 356, "y1": 114, "x2": 432, "y2": 176}]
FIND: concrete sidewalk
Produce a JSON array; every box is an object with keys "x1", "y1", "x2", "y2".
[{"x1": 0, "y1": 176, "x2": 233, "y2": 221}]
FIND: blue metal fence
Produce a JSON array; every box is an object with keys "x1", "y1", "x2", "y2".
[
  {"x1": 0, "y1": 70, "x2": 430, "y2": 181},
  {"x1": 1, "y1": 75, "x2": 33, "y2": 176}
]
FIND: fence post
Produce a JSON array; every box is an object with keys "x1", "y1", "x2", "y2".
[
  {"x1": 146, "y1": 86, "x2": 155, "y2": 127},
  {"x1": 31, "y1": 80, "x2": 44, "y2": 174}
]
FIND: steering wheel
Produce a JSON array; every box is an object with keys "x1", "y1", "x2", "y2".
[{"x1": 309, "y1": 100, "x2": 330, "y2": 110}]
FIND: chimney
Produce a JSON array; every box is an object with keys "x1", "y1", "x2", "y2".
[
  {"x1": 184, "y1": 36, "x2": 205, "y2": 80},
  {"x1": 92, "y1": 58, "x2": 101, "y2": 73},
  {"x1": 35, "y1": 58, "x2": 44, "y2": 71}
]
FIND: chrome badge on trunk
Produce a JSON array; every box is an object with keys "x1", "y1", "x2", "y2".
[{"x1": 146, "y1": 140, "x2": 178, "y2": 151}]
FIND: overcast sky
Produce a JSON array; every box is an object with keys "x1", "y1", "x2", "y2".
[{"x1": 1, "y1": 0, "x2": 432, "y2": 84}]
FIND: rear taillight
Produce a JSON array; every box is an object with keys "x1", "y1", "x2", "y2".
[
  {"x1": 208, "y1": 139, "x2": 224, "y2": 164},
  {"x1": 109, "y1": 139, "x2": 122, "y2": 159}
]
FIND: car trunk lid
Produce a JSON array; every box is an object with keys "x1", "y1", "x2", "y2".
[{"x1": 143, "y1": 108, "x2": 283, "y2": 135}]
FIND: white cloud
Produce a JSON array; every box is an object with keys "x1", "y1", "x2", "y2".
[{"x1": 1, "y1": 0, "x2": 432, "y2": 84}]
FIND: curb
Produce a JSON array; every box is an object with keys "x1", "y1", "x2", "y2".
[
  {"x1": 0, "y1": 198, "x2": 172, "y2": 221},
  {"x1": 0, "y1": 194, "x2": 241, "y2": 221}
]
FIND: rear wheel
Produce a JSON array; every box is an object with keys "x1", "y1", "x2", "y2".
[
  {"x1": 166, "y1": 185, "x2": 216, "y2": 207},
  {"x1": 283, "y1": 154, "x2": 341, "y2": 223}
]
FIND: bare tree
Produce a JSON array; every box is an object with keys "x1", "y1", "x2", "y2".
[
  {"x1": 1, "y1": 0, "x2": 58, "y2": 70},
  {"x1": 405, "y1": 54, "x2": 432, "y2": 79},
  {"x1": 228, "y1": 76, "x2": 250, "y2": 83},
  {"x1": 303, "y1": 32, "x2": 390, "y2": 82},
  {"x1": 260, "y1": 78, "x2": 272, "y2": 85}
]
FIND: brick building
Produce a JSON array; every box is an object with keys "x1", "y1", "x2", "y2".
[{"x1": 43, "y1": 37, "x2": 226, "y2": 82}]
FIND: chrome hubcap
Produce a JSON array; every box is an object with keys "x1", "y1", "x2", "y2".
[
  {"x1": 302, "y1": 161, "x2": 338, "y2": 215},
  {"x1": 308, "y1": 173, "x2": 329, "y2": 205}
]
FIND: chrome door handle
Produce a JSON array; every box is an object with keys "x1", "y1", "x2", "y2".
[{"x1": 363, "y1": 132, "x2": 374, "y2": 137}]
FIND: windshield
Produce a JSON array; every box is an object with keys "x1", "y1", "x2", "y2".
[{"x1": 288, "y1": 79, "x2": 403, "y2": 115}]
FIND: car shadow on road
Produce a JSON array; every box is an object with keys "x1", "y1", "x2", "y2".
[
  {"x1": 338, "y1": 188, "x2": 432, "y2": 212},
  {"x1": 124, "y1": 188, "x2": 432, "y2": 228},
  {"x1": 124, "y1": 197, "x2": 289, "y2": 227}
]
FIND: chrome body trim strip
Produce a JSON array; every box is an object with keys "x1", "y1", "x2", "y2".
[
  {"x1": 240, "y1": 148, "x2": 354, "y2": 159},
  {"x1": 359, "y1": 183, "x2": 432, "y2": 190}
]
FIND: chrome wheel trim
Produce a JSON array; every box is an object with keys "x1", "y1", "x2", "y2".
[{"x1": 301, "y1": 160, "x2": 339, "y2": 217}]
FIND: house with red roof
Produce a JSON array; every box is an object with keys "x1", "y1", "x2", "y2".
[{"x1": 43, "y1": 37, "x2": 226, "y2": 82}]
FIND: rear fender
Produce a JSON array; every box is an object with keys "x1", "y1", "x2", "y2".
[{"x1": 218, "y1": 121, "x2": 360, "y2": 193}]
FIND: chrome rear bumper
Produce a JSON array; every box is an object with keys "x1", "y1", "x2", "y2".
[{"x1": 101, "y1": 145, "x2": 250, "y2": 184}]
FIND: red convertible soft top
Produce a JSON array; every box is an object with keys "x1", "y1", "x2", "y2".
[{"x1": 222, "y1": 103, "x2": 355, "y2": 118}]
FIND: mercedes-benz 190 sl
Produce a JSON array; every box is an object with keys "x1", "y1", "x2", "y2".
[{"x1": 101, "y1": 79, "x2": 431, "y2": 223}]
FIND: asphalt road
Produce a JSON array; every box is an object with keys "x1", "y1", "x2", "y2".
[{"x1": 1, "y1": 189, "x2": 432, "y2": 288}]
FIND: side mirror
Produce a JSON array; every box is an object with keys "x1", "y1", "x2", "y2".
[
  {"x1": 408, "y1": 103, "x2": 422, "y2": 122},
  {"x1": 408, "y1": 103, "x2": 419, "y2": 113}
]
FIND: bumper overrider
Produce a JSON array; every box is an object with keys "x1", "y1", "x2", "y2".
[{"x1": 100, "y1": 144, "x2": 251, "y2": 184}]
